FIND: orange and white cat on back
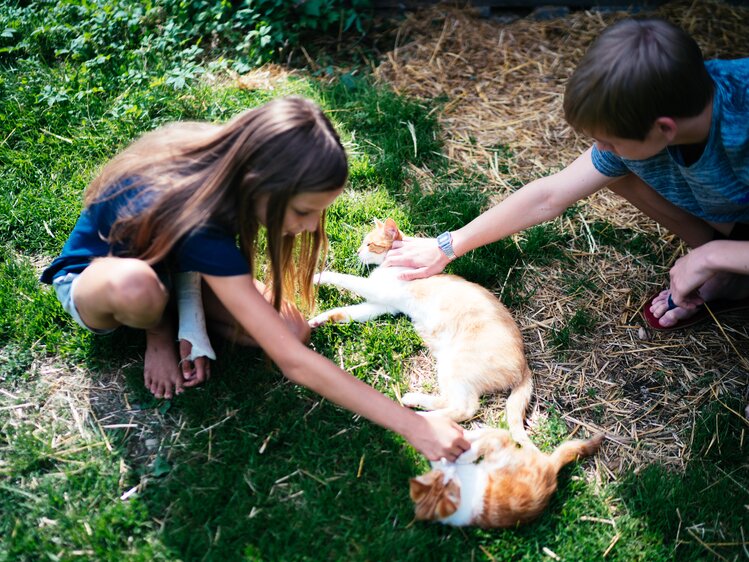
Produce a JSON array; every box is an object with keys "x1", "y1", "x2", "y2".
[
  {"x1": 309, "y1": 218, "x2": 535, "y2": 449},
  {"x1": 410, "y1": 427, "x2": 604, "y2": 528}
]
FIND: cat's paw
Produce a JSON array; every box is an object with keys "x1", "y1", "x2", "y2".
[
  {"x1": 309, "y1": 309, "x2": 352, "y2": 328},
  {"x1": 401, "y1": 392, "x2": 428, "y2": 410},
  {"x1": 455, "y1": 444, "x2": 481, "y2": 464},
  {"x1": 314, "y1": 271, "x2": 337, "y2": 286}
]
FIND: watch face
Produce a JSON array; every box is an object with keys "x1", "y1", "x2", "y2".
[{"x1": 437, "y1": 232, "x2": 454, "y2": 258}]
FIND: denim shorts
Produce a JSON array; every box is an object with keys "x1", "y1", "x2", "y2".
[{"x1": 52, "y1": 272, "x2": 116, "y2": 335}]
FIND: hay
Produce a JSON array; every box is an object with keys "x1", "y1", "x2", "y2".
[{"x1": 377, "y1": 0, "x2": 749, "y2": 472}]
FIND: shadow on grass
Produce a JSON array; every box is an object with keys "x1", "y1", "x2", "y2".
[
  {"x1": 85, "y1": 331, "x2": 430, "y2": 560},
  {"x1": 83, "y1": 329, "x2": 639, "y2": 561}
]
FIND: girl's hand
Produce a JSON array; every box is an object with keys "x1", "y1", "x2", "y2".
[
  {"x1": 179, "y1": 339, "x2": 211, "y2": 387},
  {"x1": 382, "y1": 237, "x2": 451, "y2": 281},
  {"x1": 408, "y1": 412, "x2": 470, "y2": 462}
]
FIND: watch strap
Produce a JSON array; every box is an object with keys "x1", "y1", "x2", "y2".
[{"x1": 437, "y1": 231, "x2": 456, "y2": 260}]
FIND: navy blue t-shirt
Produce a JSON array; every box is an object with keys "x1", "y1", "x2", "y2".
[{"x1": 40, "y1": 182, "x2": 250, "y2": 284}]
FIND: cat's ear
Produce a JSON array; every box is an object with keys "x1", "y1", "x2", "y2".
[
  {"x1": 410, "y1": 474, "x2": 440, "y2": 521},
  {"x1": 373, "y1": 218, "x2": 385, "y2": 228},
  {"x1": 409, "y1": 472, "x2": 441, "y2": 502},
  {"x1": 410, "y1": 473, "x2": 460, "y2": 521},
  {"x1": 409, "y1": 477, "x2": 429, "y2": 503},
  {"x1": 384, "y1": 218, "x2": 402, "y2": 241}
]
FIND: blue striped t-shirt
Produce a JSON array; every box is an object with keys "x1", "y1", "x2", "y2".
[{"x1": 591, "y1": 58, "x2": 749, "y2": 223}]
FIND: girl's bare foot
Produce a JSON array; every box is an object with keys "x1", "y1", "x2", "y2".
[
  {"x1": 144, "y1": 325, "x2": 184, "y2": 399},
  {"x1": 179, "y1": 339, "x2": 211, "y2": 388}
]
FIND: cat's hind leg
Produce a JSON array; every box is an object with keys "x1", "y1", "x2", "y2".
[
  {"x1": 400, "y1": 392, "x2": 447, "y2": 412},
  {"x1": 428, "y1": 379, "x2": 481, "y2": 422},
  {"x1": 401, "y1": 387, "x2": 479, "y2": 422}
]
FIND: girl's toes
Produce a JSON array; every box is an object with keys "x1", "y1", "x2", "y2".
[{"x1": 151, "y1": 382, "x2": 164, "y2": 399}]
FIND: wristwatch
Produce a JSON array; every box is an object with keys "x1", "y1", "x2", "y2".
[{"x1": 437, "y1": 231, "x2": 456, "y2": 260}]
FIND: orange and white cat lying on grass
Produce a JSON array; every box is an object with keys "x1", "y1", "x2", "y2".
[
  {"x1": 410, "y1": 427, "x2": 604, "y2": 528},
  {"x1": 309, "y1": 218, "x2": 535, "y2": 448}
]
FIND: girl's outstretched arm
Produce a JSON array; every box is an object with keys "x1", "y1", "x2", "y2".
[{"x1": 203, "y1": 273, "x2": 470, "y2": 461}]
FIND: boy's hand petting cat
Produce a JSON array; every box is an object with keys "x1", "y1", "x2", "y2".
[
  {"x1": 383, "y1": 237, "x2": 451, "y2": 281},
  {"x1": 408, "y1": 411, "x2": 470, "y2": 462},
  {"x1": 179, "y1": 339, "x2": 211, "y2": 387}
]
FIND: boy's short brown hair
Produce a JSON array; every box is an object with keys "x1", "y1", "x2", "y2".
[{"x1": 563, "y1": 18, "x2": 714, "y2": 140}]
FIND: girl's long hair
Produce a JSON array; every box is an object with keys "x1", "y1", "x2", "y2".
[{"x1": 85, "y1": 96, "x2": 348, "y2": 311}]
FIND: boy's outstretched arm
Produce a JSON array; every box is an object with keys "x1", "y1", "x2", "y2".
[{"x1": 384, "y1": 147, "x2": 616, "y2": 280}]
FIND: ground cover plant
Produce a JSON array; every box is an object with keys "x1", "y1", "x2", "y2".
[{"x1": 1, "y1": 1, "x2": 747, "y2": 561}]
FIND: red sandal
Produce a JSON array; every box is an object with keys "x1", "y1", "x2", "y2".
[{"x1": 642, "y1": 293, "x2": 749, "y2": 331}]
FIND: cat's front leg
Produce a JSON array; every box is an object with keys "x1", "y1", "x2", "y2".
[
  {"x1": 457, "y1": 428, "x2": 514, "y2": 463},
  {"x1": 314, "y1": 270, "x2": 348, "y2": 287},
  {"x1": 309, "y1": 303, "x2": 396, "y2": 327},
  {"x1": 309, "y1": 306, "x2": 354, "y2": 327},
  {"x1": 315, "y1": 271, "x2": 377, "y2": 300},
  {"x1": 453, "y1": 427, "x2": 496, "y2": 464}
]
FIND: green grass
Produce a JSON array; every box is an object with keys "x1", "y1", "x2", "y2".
[{"x1": 1, "y1": 3, "x2": 747, "y2": 561}]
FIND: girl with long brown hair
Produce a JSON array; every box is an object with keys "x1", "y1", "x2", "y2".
[{"x1": 41, "y1": 96, "x2": 469, "y2": 461}]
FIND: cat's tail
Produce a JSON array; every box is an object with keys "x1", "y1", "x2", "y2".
[
  {"x1": 549, "y1": 433, "x2": 605, "y2": 472},
  {"x1": 506, "y1": 366, "x2": 535, "y2": 450}
]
